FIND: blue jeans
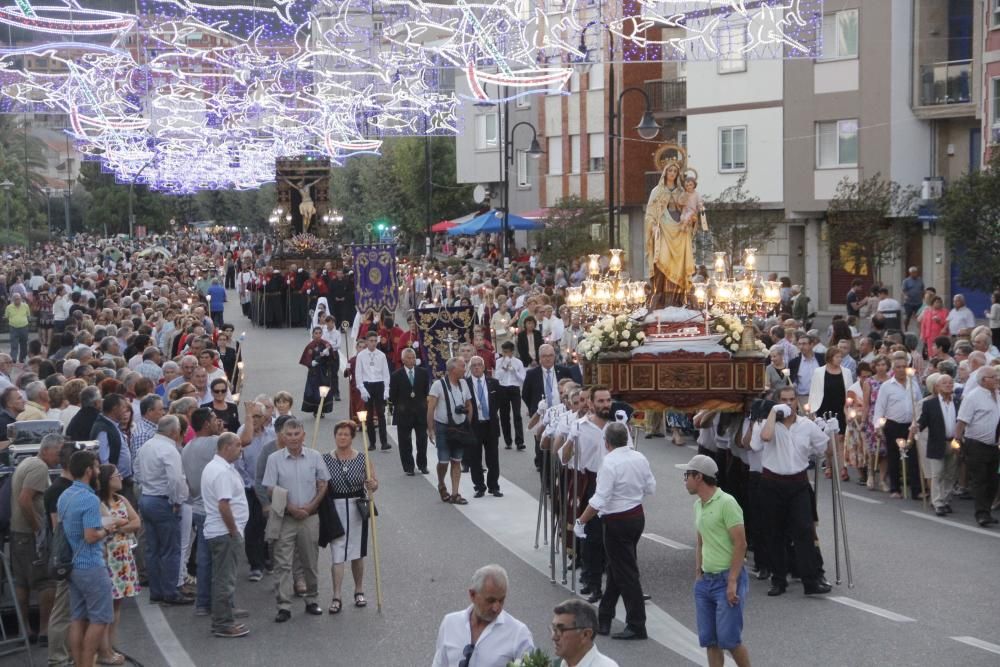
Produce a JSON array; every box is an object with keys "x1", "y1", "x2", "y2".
[
  {"x1": 139, "y1": 495, "x2": 182, "y2": 601},
  {"x1": 9, "y1": 325, "x2": 28, "y2": 363},
  {"x1": 695, "y1": 568, "x2": 748, "y2": 650},
  {"x1": 192, "y1": 513, "x2": 212, "y2": 610}
]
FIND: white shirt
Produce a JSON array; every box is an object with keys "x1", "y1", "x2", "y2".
[
  {"x1": 494, "y1": 355, "x2": 526, "y2": 387},
  {"x1": 52, "y1": 295, "x2": 71, "y2": 322},
  {"x1": 134, "y1": 434, "x2": 188, "y2": 505},
  {"x1": 432, "y1": 607, "x2": 534, "y2": 667},
  {"x1": 571, "y1": 416, "x2": 607, "y2": 473},
  {"x1": 872, "y1": 376, "x2": 923, "y2": 425},
  {"x1": 946, "y1": 306, "x2": 976, "y2": 335},
  {"x1": 470, "y1": 375, "x2": 490, "y2": 421},
  {"x1": 544, "y1": 316, "x2": 565, "y2": 345},
  {"x1": 201, "y1": 454, "x2": 250, "y2": 539},
  {"x1": 957, "y1": 387, "x2": 1000, "y2": 444},
  {"x1": 589, "y1": 446, "x2": 656, "y2": 516},
  {"x1": 794, "y1": 354, "x2": 819, "y2": 395},
  {"x1": 322, "y1": 326, "x2": 341, "y2": 351},
  {"x1": 429, "y1": 377, "x2": 472, "y2": 425},
  {"x1": 876, "y1": 297, "x2": 901, "y2": 312},
  {"x1": 964, "y1": 366, "x2": 983, "y2": 394},
  {"x1": 355, "y1": 348, "x2": 391, "y2": 388},
  {"x1": 753, "y1": 416, "x2": 828, "y2": 474},
  {"x1": 938, "y1": 395, "x2": 957, "y2": 440},
  {"x1": 558, "y1": 645, "x2": 620, "y2": 667}
]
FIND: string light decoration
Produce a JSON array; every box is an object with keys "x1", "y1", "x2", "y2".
[{"x1": 0, "y1": 0, "x2": 823, "y2": 191}]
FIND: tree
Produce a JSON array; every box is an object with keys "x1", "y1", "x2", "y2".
[
  {"x1": 536, "y1": 196, "x2": 606, "y2": 267},
  {"x1": 825, "y1": 173, "x2": 918, "y2": 283},
  {"x1": 703, "y1": 174, "x2": 781, "y2": 267},
  {"x1": 938, "y1": 153, "x2": 1000, "y2": 291},
  {"x1": 0, "y1": 116, "x2": 49, "y2": 235}
]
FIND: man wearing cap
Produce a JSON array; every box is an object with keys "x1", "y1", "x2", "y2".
[
  {"x1": 753, "y1": 385, "x2": 831, "y2": 597},
  {"x1": 680, "y1": 455, "x2": 751, "y2": 667},
  {"x1": 574, "y1": 422, "x2": 655, "y2": 640}
]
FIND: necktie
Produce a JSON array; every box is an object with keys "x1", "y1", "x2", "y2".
[
  {"x1": 544, "y1": 370, "x2": 553, "y2": 407},
  {"x1": 476, "y1": 379, "x2": 487, "y2": 420},
  {"x1": 408, "y1": 368, "x2": 414, "y2": 385}
]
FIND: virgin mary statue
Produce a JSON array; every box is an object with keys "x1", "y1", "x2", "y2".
[{"x1": 644, "y1": 145, "x2": 695, "y2": 308}]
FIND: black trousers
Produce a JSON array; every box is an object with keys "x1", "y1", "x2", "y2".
[
  {"x1": 582, "y1": 514, "x2": 605, "y2": 588},
  {"x1": 599, "y1": 512, "x2": 646, "y2": 632},
  {"x1": 760, "y1": 474, "x2": 821, "y2": 586},
  {"x1": 885, "y1": 420, "x2": 920, "y2": 496},
  {"x1": 244, "y1": 488, "x2": 268, "y2": 570},
  {"x1": 497, "y1": 386, "x2": 524, "y2": 447},
  {"x1": 466, "y1": 421, "x2": 500, "y2": 492},
  {"x1": 963, "y1": 439, "x2": 1000, "y2": 520},
  {"x1": 746, "y1": 472, "x2": 767, "y2": 570},
  {"x1": 396, "y1": 412, "x2": 428, "y2": 473},
  {"x1": 363, "y1": 381, "x2": 388, "y2": 447}
]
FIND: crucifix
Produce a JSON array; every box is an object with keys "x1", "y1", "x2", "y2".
[
  {"x1": 281, "y1": 175, "x2": 324, "y2": 233},
  {"x1": 443, "y1": 332, "x2": 459, "y2": 358}
]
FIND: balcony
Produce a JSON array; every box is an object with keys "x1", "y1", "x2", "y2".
[
  {"x1": 918, "y1": 60, "x2": 971, "y2": 107},
  {"x1": 645, "y1": 79, "x2": 686, "y2": 116}
]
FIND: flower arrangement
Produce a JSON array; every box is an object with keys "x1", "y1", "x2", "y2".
[
  {"x1": 575, "y1": 314, "x2": 645, "y2": 361},
  {"x1": 286, "y1": 232, "x2": 331, "y2": 255},
  {"x1": 711, "y1": 311, "x2": 766, "y2": 353},
  {"x1": 507, "y1": 649, "x2": 553, "y2": 667}
]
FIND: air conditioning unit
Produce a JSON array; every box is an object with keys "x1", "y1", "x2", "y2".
[{"x1": 921, "y1": 177, "x2": 944, "y2": 200}]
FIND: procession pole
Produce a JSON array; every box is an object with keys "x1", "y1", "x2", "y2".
[
  {"x1": 310, "y1": 386, "x2": 330, "y2": 451},
  {"x1": 906, "y1": 371, "x2": 929, "y2": 510},
  {"x1": 358, "y1": 410, "x2": 384, "y2": 613}
]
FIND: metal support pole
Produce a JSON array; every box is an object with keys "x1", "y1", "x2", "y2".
[
  {"x1": 424, "y1": 130, "x2": 432, "y2": 258},
  {"x1": 62, "y1": 189, "x2": 71, "y2": 236},
  {"x1": 607, "y1": 49, "x2": 616, "y2": 248},
  {"x1": 501, "y1": 88, "x2": 510, "y2": 261}
]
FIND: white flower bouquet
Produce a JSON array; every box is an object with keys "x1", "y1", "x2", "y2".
[
  {"x1": 507, "y1": 649, "x2": 553, "y2": 667},
  {"x1": 575, "y1": 315, "x2": 644, "y2": 361}
]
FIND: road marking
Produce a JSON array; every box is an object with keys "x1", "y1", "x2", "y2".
[
  {"x1": 826, "y1": 596, "x2": 916, "y2": 622},
  {"x1": 135, "y1": 599, "x2": 197, "y2": 667},
  {"x1": 840, "y1": 491, "x2": 883, "y2": 505},
  {"x1": 685, "y1": 444, "x2": 699, "y2": 451},
  {"x1": 951, "y1": 636, "x2": 1000, "y2": 656},
  {"x1": 901, "y1": 510, "x2": 1000, "y2": 539},
  {"x1": 643, "y1": 533, "x2": 694, "y2": 550}
]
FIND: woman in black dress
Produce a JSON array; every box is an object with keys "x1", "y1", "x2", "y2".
[
  {"x1": 516, "y1": 315, "x2": 544, "y2": 367},
  {"x1": 809, "y1": 347, "x2": 853, "y2": 481},
  {"x1": 203, "y1": 378, "x2": 241, "y2": 433},
  {"x1": 300, "y1": 327, "x2": 334, "y2": 416}
]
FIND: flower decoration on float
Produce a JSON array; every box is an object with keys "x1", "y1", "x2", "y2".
[
  {"x1": 575, "y1": 314, "x2": 646, "y2": 362},
  {"x1": 286, "y1": 233, "x2": 332, "y2": 255}
]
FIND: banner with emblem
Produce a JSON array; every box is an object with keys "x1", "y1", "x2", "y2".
[
  {"x1": 351, "y1": 244, "x2": 399, "y2": 314},
  {"x1": 415, "y1": 306, "x2": 476, "y2": 378}
]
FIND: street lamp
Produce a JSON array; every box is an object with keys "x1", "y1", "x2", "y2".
[
  {"x1": 0, "y1": 179, "x2": 12, "y2": 230},
  {"x1": 502, "y1": 121, "x2": 543, "y2": 260},
  {"x1": 63, "y1": 188, "x2": 71, "y2": 236},
  {"x1": 608, "y1": 87, "x2": 661, "y2": 248},
  {"x1": 43, "y1": 188, "x2": 53, "y2": 237}
]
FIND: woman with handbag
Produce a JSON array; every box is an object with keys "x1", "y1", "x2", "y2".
[{"x1": 322, "y1": 421, "x2": 378, "y2": 614}]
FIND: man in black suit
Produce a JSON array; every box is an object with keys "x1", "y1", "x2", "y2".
[
  {"x1": 464, "y1": 356, "x2": 503, "y2": 498},
  {"x1": 523, "y1": 344, "x2": 572, "y2": 472},
  {"x1": 388, "y1": 347, "x2": 430, "y2": 475},
  {"x1": 914, "y1": 374, "x2": 960, "y2": 516}
]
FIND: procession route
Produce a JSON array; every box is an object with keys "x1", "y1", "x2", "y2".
[
  {"x1": 900, "y1": 510, "x2": 1000, "y2": 539},
  {"x1": 642, "y1": 532, "x2": 694, "y2": 550},
  {"x1": 135, "y1": 596, "x2": 197, "y2": 667},
  {"x1": 388, "y1": 426, "x2": 738, "y2": 667},
  {"x1": 839, "y1": 491, "x2": 884, "y2": 505},
  {"x1": 950, "y1": 636, "x2": 1000, "y2": 657},
  {"x1": 825, "y1": 596, "x2": 916, "y2": 623}
]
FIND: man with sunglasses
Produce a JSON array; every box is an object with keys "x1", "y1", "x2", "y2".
[
  {"x1": 432, "y1": 564, "x2": 534, "y2": 667},
  {"x1": 550, "y1": 598, "x2": 618, "y2": 666}
]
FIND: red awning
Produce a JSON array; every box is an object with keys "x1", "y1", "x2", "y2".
[
  {"x1": 518, "y1": 208, "x2": 550, "y2": 220},
  {"x1": 430, "y1": 220, "x2": 457, "y2": 232}
]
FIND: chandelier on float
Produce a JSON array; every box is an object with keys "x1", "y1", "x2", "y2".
[{"x1": 565, "y1": 250, "x2": 647, "y2": 321}]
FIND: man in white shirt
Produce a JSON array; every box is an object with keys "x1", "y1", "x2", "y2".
[
  {"x1": 432, "y1": 564, "x2": 534, "y2": 667},
  {"x1": 576, "y1": 422, "x2": 655, "y2": 640},
  {"x1": 494, "y1": 341, "x2": 526, "y2": 450},
  {"x1": 946, "y1": 294, "x2": 976, "y2": 337},
  {"x1": 550, "y1": 599, "x2": 619, "y2": 667},
  {"x1": 200, "y1": 432, "x2": 250, "y2": 638},
  {"x1": 355, "y1": 331, "x2": 391, "y2": 451},
  {"x1": 955, "y1": 367, "x2": 1000, "y2": 527},
  {"x1": 873, "y1": 355, "x2": 924, "y2": 499}
]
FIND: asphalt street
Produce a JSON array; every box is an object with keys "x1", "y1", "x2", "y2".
[{"x1": 12, "y1": 293, "x2": 1000, "y2": 667}]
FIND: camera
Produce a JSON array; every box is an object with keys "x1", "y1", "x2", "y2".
[{"x1": 454, "y1": 405, "x2": 467, "y2": 415}]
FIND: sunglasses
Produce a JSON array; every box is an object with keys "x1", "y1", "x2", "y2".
[
  {"x1": 458, "y1": 644, "x2": 475, "y2": 667},
  {"x1": 212, "y1": 389, "x2": 227, "y2": 394}
]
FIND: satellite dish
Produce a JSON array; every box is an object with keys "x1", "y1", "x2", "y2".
[{"x1": 473, "y1": 184, "x2": 487, "y2": 203}]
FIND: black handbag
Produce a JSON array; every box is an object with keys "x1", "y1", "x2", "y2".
[
  {"x1": 440, "y1": 378, "x2": 476, "y2": 449},
  {"x1": 356, "y1": 497, "x2": 371, "y2": 522},
  {"x1": 48, "y1": 522, "x2": 79, "y2": 581}
]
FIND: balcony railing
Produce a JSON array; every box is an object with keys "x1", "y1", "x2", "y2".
[
  {"x1": 919, "y1": 59, "x2": 972, "y2": 106},
  {"x1": 645, "y1": 79, "x2": 686, "y2": 115}
]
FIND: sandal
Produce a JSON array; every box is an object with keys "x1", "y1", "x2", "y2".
[
  {"x1": 328, "y1": 598, "x2": 342, "y2": 614},
  {"x1": 354, "y1": 592, "x2": 367, "y2": 608},
  {"x1": 438, "y1": 483, "x2": 450, "y2": 502},
  {"x1": 840, "y1": 467, "x2": 850, "y2": 482},
  {"x1": 449, "y1": 494, "x2": 469, "y2": 505},
  {"x1": 824, "y1": 468, "x2": 832, "y2": 479},
  {"x1": 97, "y1": 653, "x2": 125, "y2": 666}
]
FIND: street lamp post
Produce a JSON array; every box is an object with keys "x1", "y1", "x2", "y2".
[
  {"x1": 0, "y1": 179, "x2": 12, "y2": 230},
  {"x1": 607, "y1": 82, "x2": 661, "y2": 248},
  {"x1": 502, "y1": 121, "x2": 544, "y2": 261},
  {"x1": 63, "y1": 188, "x2": 71, "y2": 236},
  {"x1": 44, "y1": 188, "x2": 52, "y2": 237}
]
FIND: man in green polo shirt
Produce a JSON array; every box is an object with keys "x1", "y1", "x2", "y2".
[
  {"x1": 678, "y1": 454, "x2": 751, "y2": 667},
  {"x1": 4, "y1": 292, "x2": 31, "y2": 363}
]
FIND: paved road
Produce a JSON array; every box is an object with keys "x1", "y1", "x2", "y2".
[{"x1": 16, "y1": 293, "x2": 1000, "y2": 667}]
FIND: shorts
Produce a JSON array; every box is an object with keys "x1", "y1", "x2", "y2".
[
  {"x1": 68, "y1": 566, "x2": 114, "y2": 625},
  {"x1": 434, "y1": 422, "x2": 464, "y2": 463},
  {"x1": 10, "y1": 532, "x2": 52, "y2": 590},
  {"x1": 695, "y1": 567, "x2": 748, "y2": 650},
  {"x1": 904, "y1": 303, "x2": 920, "y2": 318}
]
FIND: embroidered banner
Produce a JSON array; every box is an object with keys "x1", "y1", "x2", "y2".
[
  {"x1": 351, "y1": 244, "x2": 399, "y2": 314},
  {"x1": 415, "y1": 306, "x2": 476, "y2": 378}
]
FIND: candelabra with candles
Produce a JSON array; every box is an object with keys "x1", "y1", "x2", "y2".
[
  {"x1": 690, "y1": 248, "x2": 782, "y2": 351},
  {"x1": 565, "y1": 250, "x2": 646, "y2": 322}
]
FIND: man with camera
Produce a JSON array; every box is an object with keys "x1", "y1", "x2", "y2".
[{"x1": 427, "y1": 357, "x2": 473, "y2": 505}]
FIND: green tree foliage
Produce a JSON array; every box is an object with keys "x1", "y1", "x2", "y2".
[
  {"x1": 536, "y1": 195, "x2": 606, "y2": 267},
  {"x1": 938, "y1": 154, "x2": 1000, "y2": 291},
  {"x1": 825, "y1": 173, "x2": 918, "y2": 283},
  {"x1": 0, "y1": 116, "x2": 48, "y2": 234},
  {"x1": 703, "y1": 175, "x2": 781, "y2": 268}
]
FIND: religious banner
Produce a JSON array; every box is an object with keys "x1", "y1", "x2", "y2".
[
  {"x1": 351, "y1": 244, "x2": 399, "y2": 314},
  {"x1": 415, "y1": 306, "x2": 476, "y2": 378}
]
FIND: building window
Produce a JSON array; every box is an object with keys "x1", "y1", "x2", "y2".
[
  {"x1": 515, "y1": 93, "x2": 531, "y2": 109},
  {"x1": 548, "y1": 136, "x2": 563, "y2": 175},
  {"x1": 719, "y1": 126, "x2": 747, "y2": 172},
  {"x1": 516, "y1": 149, "x2": 530, "y2": 187},
  {"x1": 816, "y1": 119, "x2": 859, "y2": 168},
  {"x1": 717, "y1": 23, "x2": 747, "y2": 74},
  {"x1": 677, "y1": 130, "x2": 688, "y2": 149},
  {"x1": 569, "y1": 70, "x2": 581, "y2": 93},
  {"x1": 992, "y1": 78, "x2": 1000, "y2": 143},
  {"x1": 588, "y1": 64, "x2": 604, "y2": 90},
  {"x1": 994, "y1": 0, "x2": 1000, "y2": 27},
  {"x1": 588, "y1": 133, "x2": 605, "y2": 171},
  {"x1": 475, "y1": 113, "x2": 498, "y2": 149},
  {"x1": 570, "y1": 135, "x2": 581, "y2": 173},
  {"x1": 820, "y1": 9, "x2": 859, "y2": 60}
]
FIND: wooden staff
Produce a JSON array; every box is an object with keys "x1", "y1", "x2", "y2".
[
  {"x1": 357, "y1": 411, "x2": 384, "y2": 613},
  {"x1": 309, "y1": 386, "x2": 330, "y2": 450},
  {"x1": 906, "y1": 372, "x2": 929, "y2": 510}
]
